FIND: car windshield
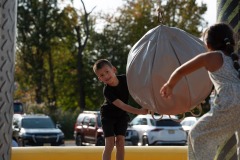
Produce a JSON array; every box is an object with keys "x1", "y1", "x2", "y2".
[
  {"x1": 22, "y1": 118, "x2": 55, "y2": 129},
  {"x1": 155, "y1": 119, "x2": 181, "y2": 127}
]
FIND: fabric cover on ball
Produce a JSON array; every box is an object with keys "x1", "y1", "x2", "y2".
[{"x1": 126, "y1": 25, "x2": 213, "y2": 115}]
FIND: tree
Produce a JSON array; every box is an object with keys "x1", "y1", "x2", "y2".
[
  {"x1": 16, "y1": 0, "x2": 98, "y2": 112},
  {"x1": 16, "y1": 0, "x2": 79, "y2": 111},
  {"x1": 74, "y1": 0, "x2": 95, "y2": 112},
  {"x1": 17, "y1": 0, "x2": 57, "y2": 106}
]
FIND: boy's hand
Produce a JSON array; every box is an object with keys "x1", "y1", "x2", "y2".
[{"x1": 139, "y1": 108, "x2": 148, "y2": 115}]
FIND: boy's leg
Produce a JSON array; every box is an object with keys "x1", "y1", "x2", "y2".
[
  {"x1": 101, "y1": 117, "x2": 116, "y2": 160},
  {"x1": 102, "y1": 136, "x2": 115, "y2": 160},
  {"x1": 114, "y1": 115, "x2": 129, "y2": 160},
  {"x1": 115, "y1": 135, "x2": 125, "y2": 160}
]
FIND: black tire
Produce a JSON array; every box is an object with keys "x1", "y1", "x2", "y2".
[
  {"x1": 142, "y1": 135, "x2": 149, "y2": 146},
  {"x1": 18, "y1": 138, "x2": 25, "y2": 147},
  {"x1": 131, "y1": 136, "x2": 139, "y2": 146},
  {"x1": 75, "y1": 134, "x2": 83, "y2": 146},
  {"x1": 96, "y1": 136, "x2": 105, "y2": 146}
]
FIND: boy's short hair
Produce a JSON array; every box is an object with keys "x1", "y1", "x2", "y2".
[{"x1": 93, "y1": 59, "x2": 113, "y2": 73}]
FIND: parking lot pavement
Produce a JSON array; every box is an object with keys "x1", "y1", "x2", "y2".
[{"x1": 65, "y1": 140, "x2": 75, "y2": 146}]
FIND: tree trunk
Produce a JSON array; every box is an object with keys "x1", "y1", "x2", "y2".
[
  {"x1": 78, "y1": 48, "x2": 85, "y2": 112},
  {"x1": 76, "y1": 26, "x2": 86, "y2": 112},
  {"x1": 48, "y1": 50, "x2": 57, "y2": 111},
  {"x1": 0, "y1": 0, "x2": 17, "y2": 159}
]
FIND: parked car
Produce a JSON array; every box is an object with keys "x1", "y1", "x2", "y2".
[
  {"x1": 13, "y1": 102, "x2": 24, "y2": 114},
  {"x1": 12, "y1": 114, "x2": 64, "y2": 146},
  {"x1": 180, "y1": 116, "x2": 198, "y2": 134},
  {"x1": 12, "y1": 139, "x2": 19, "y2": 147},
  {"x1": 73, "y1": 111, "x2": 104, "y2": 146},
  {"x1": 125, "y1": 128, "x2": 139, "y2": 146},
  {"x1": 125, "y1": 114, "x2": 187, "y2": 146}
]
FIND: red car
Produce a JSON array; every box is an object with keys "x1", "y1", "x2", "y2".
[{"x1": 73, "y1": 111, "x2": 104, "y2": 146}]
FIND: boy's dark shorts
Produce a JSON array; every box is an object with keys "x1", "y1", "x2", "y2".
[{"x1": 101, "y1": 115, "x2": 130, "y2": 137}]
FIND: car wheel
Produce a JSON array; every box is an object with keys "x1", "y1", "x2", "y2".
[
  {"x1": 131, "y1": 135, "x2": 139, "y2": 146},
  {"x1": 18, "y1": 138, "x2": 25, "y2": 147},
  {"x1": 96, "y1": 136, "x2": 105, "y2": 146},
  {"x1": 142, "y1": 135, "x2": 149, "y2": 146},
  {"x1": 75, "y1": 134, "x2": 83, "y2": 146}
]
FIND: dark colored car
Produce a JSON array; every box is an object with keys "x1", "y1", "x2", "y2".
[
  {"x1": 12, "y1": 114, "x2": 64, "y2": 146},
  {"x1": 73, "y1": 111, "x2": 104, "y2": 146},
  {"x1": 13, "y1": 102, "x2": 24, "y2": 114}
]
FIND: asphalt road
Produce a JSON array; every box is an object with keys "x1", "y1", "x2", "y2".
[{"x1": 64, "y1": 140, "x2": 76, "y2": 146}]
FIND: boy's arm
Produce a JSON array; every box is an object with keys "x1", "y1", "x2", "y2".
[{"x1": 112, "y1": 99, "x2": 148, "y2": 115}]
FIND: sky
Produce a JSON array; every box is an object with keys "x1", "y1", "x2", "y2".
[{"x1": 74, "y1": 0, "x2": 217, "y2": 27}]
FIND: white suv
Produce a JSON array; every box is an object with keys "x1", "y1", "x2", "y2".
[{"x1": 125, "y1": 114, "x2": 187, "y2": 146}]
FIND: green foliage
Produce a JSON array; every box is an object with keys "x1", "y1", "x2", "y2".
[
  {"x1": 16, "y1": 0, "x2": 74, "y2": 105},
  {"x1": 51, "y1": 109, "x2": 79, "y2": 139}
]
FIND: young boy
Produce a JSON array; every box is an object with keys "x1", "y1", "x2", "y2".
[{"x1": 93, "y1": 59, "x2": 148, "y2": 160}]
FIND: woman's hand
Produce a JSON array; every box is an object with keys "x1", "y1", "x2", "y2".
[{"x1": 160, "y1": 83, "x2": 173, "y2": 99}]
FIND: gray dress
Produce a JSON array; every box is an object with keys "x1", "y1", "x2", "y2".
[{"x1": 188, "y1": 51, "x2": 240, "y2": 160}]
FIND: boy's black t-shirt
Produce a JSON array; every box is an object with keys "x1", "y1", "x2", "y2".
[{"x1": 101, "y1": 75, "x2": 129, "y2": 118}]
